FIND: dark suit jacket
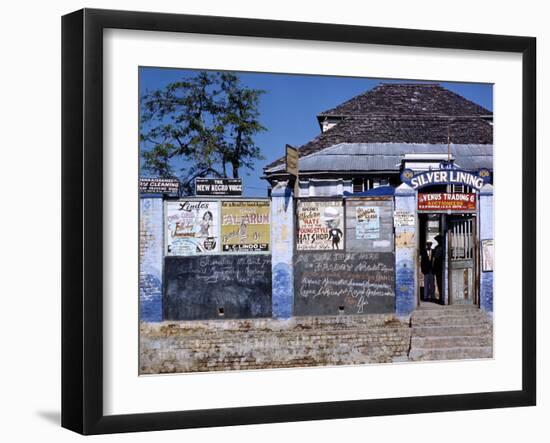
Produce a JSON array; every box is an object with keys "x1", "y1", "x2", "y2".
[{"x1": 420, "y1": 248, "x2": 433, "y2": 274}]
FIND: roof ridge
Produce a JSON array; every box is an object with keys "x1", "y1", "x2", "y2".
[{"x1": 317, "y1": 83, "x2": 492, "y2": 119}]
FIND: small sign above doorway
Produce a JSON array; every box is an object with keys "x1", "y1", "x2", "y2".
[{"x1": 418, "y1": 193, "x2": 476, "y2": 212}]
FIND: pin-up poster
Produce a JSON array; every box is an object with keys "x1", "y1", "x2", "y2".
[
  {"x1": 221, "y1": 201, "x2": 270, "y2": 252},
  {"x1": 355, "y1": 206, "x2": 379, "y2": 239},
  {"x1": 165, "y1": 201, "x2": 220, "y2": 255},
  {"x1": 297, "y1": 200, "x2": 344, "y2": 250}
]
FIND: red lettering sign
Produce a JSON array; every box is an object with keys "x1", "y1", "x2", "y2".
[{"x1": 418, "y1": 193, "x2": 476, "y2": 211}]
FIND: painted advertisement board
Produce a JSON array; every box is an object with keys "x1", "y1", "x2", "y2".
[
  {"x1": 355, "y1": 206, "x2": 380, "y2": 239},
  {"x1": 221, "y1": 201, "x2": 270, "y2": 252},
  {"x1": 165, "y1": 200, "x2": 220, "y2": 255},
  {"x1": 139, "y1": 177, "x2": 179, "y2": 195},
  {"x1": 297, "y1": 200, "x2": 344, "y2": 250}
]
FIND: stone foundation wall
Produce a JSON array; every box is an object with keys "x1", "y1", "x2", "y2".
[{"x1": 140, "y1": 314, "x2": 411, "y2": 374}]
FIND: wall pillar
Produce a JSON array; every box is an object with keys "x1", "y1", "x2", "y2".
[
  {"x1": 479, "y1": 184, "x2": 494, "y2": 314},
  {"x1": 139, "y1": 196, "x2": 164, "y2": 322},
  {"x1": 270, "y1": 181, "x2": 295, "y2": 318},
  {"x1": 394, "y1": 183, "x2": 417, "y2": 318}
]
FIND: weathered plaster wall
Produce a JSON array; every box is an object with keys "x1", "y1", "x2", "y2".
[{"x1": 139, "y1": 197, "x2": 164, "y2": 322}]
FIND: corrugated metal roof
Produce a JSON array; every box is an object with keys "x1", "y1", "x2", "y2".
[{"x1": 267, "y1": 143, "x2": 493, "y2": 173}]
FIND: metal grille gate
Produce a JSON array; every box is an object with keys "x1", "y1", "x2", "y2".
[{"x1": 448, "y1": 216, "x2": 477, "y2": 305}]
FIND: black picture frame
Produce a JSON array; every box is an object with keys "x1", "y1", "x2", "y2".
[{"x1": 61, "y1": 8, "x2": 536, "y2": 435}]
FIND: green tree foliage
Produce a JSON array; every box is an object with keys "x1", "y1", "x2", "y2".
[{"x1": 140, "y1": 71, "x2": 266, "y2": 194}]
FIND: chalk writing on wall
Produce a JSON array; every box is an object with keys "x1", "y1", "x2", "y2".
[
  {"x1": 221, "y1": 201, "x2": 270, "y2": 252},
  {"x1": 165, "y1": 200, "x2": 220, "y2": 256},
  {"x1": 294, "y1": 252, "x2": 395, "y2": 315},
  {"x1": 163, "y1": 254, "x2": 272, "y2": 320},
  {"x1": 297, "y1": 200, "x2": 344, "y2": 251},
  {"x1": 355, "y1": 206, "x2": 379, "y2": 239}
]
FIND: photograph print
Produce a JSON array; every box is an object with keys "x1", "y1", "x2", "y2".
[{"x1": 138, "y1": 67, "x2": 494, "y2": 374}]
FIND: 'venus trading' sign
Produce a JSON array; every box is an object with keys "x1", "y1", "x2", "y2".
[
  {"x1": 221, "y1": 201, "x2": 270, "y2": 252},
  {"x1": 418, "y1": 193, "x2": 476, "y2": 212},
  {"x1": 195, "y1": 178, "x2": 242, "y2": 196},
  {"x1": 165, "y1": 201, "x2": 220, "y2": 255}
]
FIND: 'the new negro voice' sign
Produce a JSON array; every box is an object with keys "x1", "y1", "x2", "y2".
[
  {"x1": 195, "y1": 178, "x2": 243, "y2": 196},
  {"x1": 418, "y1": 193, "x2": 476, "y2": 212}
]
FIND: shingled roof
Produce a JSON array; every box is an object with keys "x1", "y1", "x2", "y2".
[
  {"x1": 264, "y1": 83, "x2": 493, "y2": 172},
  {"x1": 317, "y1": 83, "x2": 492, "y2": 121},
  {"x1": 265, "y1": 116, "x2": 493, "y2": 170}
]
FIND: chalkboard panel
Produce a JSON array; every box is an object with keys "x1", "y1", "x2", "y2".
[
  {"x1": 164, "y1": 255, "x2": 272, "y2": 320},
  {"x1": 294, "y1": 252, "x2": 395, "y2": 316}
]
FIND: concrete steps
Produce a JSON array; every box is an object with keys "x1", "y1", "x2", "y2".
[
  {"x1": 413, "y1": 316, "x2": 491, "y2": 327},
  {"x1": 409, "y1": 346, "x2": 493, "y2": 361},
  {"x1": 411, "y1": 335, "x2": 492, "y2": 349},
  {"x1": 409, "y1": 306, "x2": 493, "y2": 362}
]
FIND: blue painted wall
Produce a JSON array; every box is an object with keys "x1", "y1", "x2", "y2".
[
  {"x1": 394, "y1": 184, "x2": 417, "y2": 317},
  {"x1": 270, "y1": 183, "x2": 294, "y2": 318},
  {"x1": 479, "y1": 184, "x2": 494, "y2": 314},
  {"x1": 139, "y1": 197, "x2": 164, "y2": 322}
]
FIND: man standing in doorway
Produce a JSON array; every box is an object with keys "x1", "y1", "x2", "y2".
[
  {"x1": 420, "y1": 241, "x2": 435, "y2": 301},
  {"x1": 432, "y1": 234, "x2": 445, "y2": 304}
]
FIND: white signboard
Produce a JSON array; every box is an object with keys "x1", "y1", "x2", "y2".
[{"x1": 394, "y1": 210, "x2": 415, "y2": 227}]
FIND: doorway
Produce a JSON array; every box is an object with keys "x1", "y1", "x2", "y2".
[
  {"x1": 417, "y1": 213, "x2": 478, "y2": 306},
  {"x1": 418, "y1": 214, "x2": 443, "y2": 304}
]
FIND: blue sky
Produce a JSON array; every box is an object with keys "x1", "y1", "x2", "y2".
[{"x1": 139, "y1": 67, "x2": 493, "y2": 197}]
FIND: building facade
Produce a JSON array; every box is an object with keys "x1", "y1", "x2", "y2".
[
  {"x1": 263, "y1": 83, "x2": 493, "y2": 316},
  {"x1": 140, "y1": 83, "x2": 494, "y2": 324}
]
